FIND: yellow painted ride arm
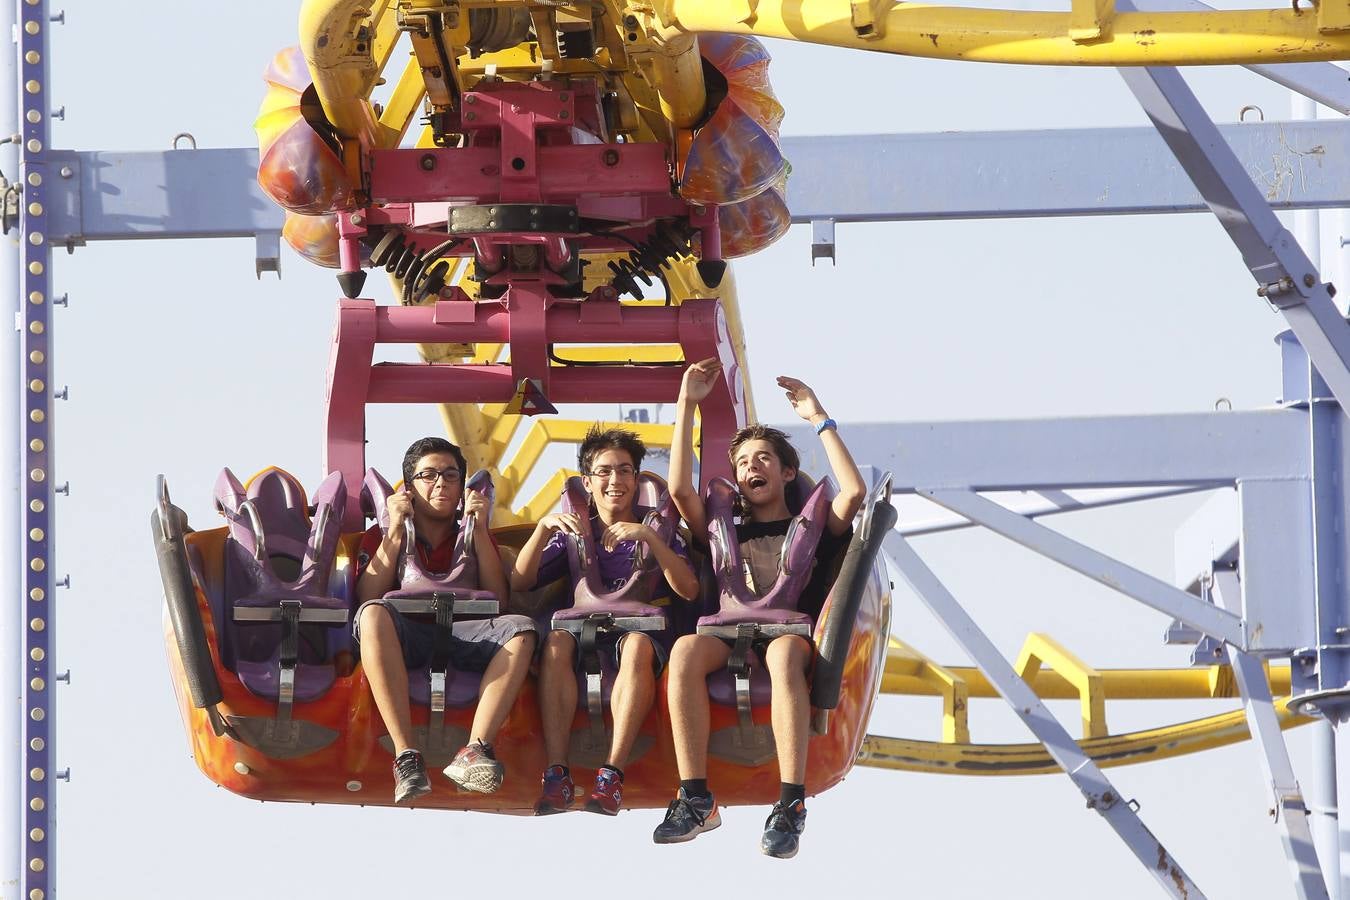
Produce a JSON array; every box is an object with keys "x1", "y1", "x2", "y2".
[{"x1": 645, "y1": 0, "x2": 1350, "y2": 67}]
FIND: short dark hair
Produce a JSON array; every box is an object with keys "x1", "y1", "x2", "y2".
[
  {"x1": 728, "y1": 424, "x2": 799, "y2": 473},
  {"x1": 401, "y1": 436, "x2": 467, "y2": 485},
  {"x1": 579, "y1": 424, "x2": 645, "y2": 474}
]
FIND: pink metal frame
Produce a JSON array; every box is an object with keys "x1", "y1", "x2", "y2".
[{"x1": 324, "y1": 78, "x2": 746, "y2": 529}]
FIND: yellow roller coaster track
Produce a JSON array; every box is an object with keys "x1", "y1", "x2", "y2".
[{"x1": 862, "y1": 637, "x2": 1311, "y2": 775}]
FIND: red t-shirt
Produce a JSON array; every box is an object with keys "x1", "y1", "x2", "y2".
[{"x1": 357, "y1": 523, "x2": 462, "y2": 577}]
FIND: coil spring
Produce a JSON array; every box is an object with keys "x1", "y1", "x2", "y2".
[
  {"x1": 606, "y1": 221, "x2": 692, "y2": 301},
  {"x1": 368, "y1": 231, "x2": 459, "y2": 305}
]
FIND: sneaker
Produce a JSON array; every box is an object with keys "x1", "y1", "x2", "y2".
[
  {"x1": 392, "y1": 749, "x2": 431, "y2": 805},
  {"x1": 760, "y1": 799, "x2": 807, "y2": 859},
  {"x1": 443, "y1": 741, "x2": 504, "y2": 794},
  {"x1": 534, "y1": 765, "x2": 576, "y2": 816},
  {"x1": 584, "y1": 766, "x2": 624, "y2": 816},
  {"x1": 652, "y1": 788, "x2": 721, "y2": 844}
]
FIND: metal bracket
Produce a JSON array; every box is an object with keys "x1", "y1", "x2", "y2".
[
  {"x1": 811, "y1": 217, "x2": 835, "y2": 266},
  {"x1": 255, "y1": 230, "x2": 281, "y2": 279}
]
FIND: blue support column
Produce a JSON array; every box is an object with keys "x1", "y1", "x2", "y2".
[
  {"x1": 17, "y1": 0, "x2": 54, "y2": 895},
  {"x1": 0, "y1": 0, "x2": 19, "y2": 895}
]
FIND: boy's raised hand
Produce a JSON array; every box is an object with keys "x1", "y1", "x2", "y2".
[
  {"x1": 777, "y1": 375, "x2": 826, "y2": 422},
  {"x1": 680, "y1": 357, "x2": 723, "y2": 404}
]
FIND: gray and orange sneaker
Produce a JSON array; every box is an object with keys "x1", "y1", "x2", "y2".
[
  {"x1": 443, "y1": 740, "x2": 504, "y2": 793},
  {"x1": 760, "y1": 799, "x2": 807, "y2": 859},
  {"x1": 652, "y1": 788, "x2": 721, "y2": 844}
]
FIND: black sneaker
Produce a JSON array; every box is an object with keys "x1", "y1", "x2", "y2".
[
  {"x1": 760, "y1": 799, "x2": 807, "y2": 859},
  {"x1": 652, "y1": 788, "x2": 721, "y2": 844},
  {"x1": 392, "y1": 749, "x2": 432, "y2": 805}
]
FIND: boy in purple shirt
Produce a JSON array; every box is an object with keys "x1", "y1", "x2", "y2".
[{"x1": 512, "y1": 426, "x2": 699, "y2": 816}]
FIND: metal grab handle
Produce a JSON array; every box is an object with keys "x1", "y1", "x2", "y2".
[{"x1": 240, "y1": 499, "x2": 268, "y2": 563}]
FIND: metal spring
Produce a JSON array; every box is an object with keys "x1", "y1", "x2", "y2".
[
  {"x1": 368, "y1": 231, "x2": 461, "y2": 305},
  {"x1": 606, "y1": 221, "x2": 692, "y2": 301}
]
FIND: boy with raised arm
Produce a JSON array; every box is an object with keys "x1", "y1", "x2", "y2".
[
  {"x1": 655, "y1": 360, "x2": 866, "y2": 858},
  {"x1": 512, "y1": 426, "x2": 699, "y2": 816},
  {"x1": 355, "y1": 437, "x2": 538, "y2": 804}
]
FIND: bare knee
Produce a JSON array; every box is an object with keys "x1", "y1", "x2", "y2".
[
  {"x1": 359, "y1": 603, "x2": 394, "y2": 638},
  {"x1": 541, "y1": 630, "x2": 576, "y2": 667},
  {"x1": 765, "y1": 635, "x2": 812, "y2": 676},
  {"x1": 670, "y1": 635, "x2": 727, "y2": 680}
]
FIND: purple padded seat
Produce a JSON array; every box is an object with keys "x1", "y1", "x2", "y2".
[
  {"x1": 549, "y1": 473, "x2": 675, "y2": 766},
  {"x1": 214, "y1": 467, "x2": 349, "y2": 759},
  {"x1": 217, "y1": 468, "x2": 349, "y2": 704},
  {"x1": 696, "y1": 475, "x2": 833, "y2": 766},
  {"x1": 360, "y1": 468, "x2": 499, "y2": 712}
]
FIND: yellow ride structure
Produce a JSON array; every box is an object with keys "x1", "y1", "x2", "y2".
[{"x1": 282, "y1": 0, "x2": 1326, "y2": 791}]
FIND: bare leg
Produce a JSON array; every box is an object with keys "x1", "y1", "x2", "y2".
[
  {"x1": 764, "y1": 634, "x2": 812, "y2": 785},
  {"x1": 469, "y1": 631, "x2": 537, "y2": 745},
  {"x1": 668, "y1": 634, "x2": 732, "y2": 780},
  {"x1": 359, "y1": 604, "x2": 415, "y2": 753},
  {"x1": 538, "y1": 630, "x2": 578, "y2": 765},
  {"x1": 607, "y1": 633, "x2": 656, "y2": 769}
]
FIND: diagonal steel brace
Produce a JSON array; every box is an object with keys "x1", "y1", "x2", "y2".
[
  {"x1": 918, "y1": 488, "x2": 1246, "y2": 647},
  {"x1": 1116, "y1": 47, "x2": 1350, "y2": 417},
  {"x1": 888, "y1": 533, "x2": 1206, "y2": 899}
]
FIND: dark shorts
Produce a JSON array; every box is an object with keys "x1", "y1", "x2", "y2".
[
  {"x1": 354, "y1": 599, "x2": 538, "y2": 673},
  {"x1": 545, "y1": 627, "x2": 670, "y2": 678}
]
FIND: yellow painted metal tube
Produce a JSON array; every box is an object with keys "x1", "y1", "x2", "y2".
[
  {"x1": 859, "y1": 699, "x2": 1311, "y2": 775},
  {"x1": 883, "y1": 652, "x2": 1288, "y2": 700},
  {"x1": 650, "y1": 32, "x2": 708, "y2": 130},
  {"x1": 653, "y1": 0, "x2": 1350, "y2": 66},
  {"x1": 299, "y1": 0, "x2": 387, "y2": 146}
]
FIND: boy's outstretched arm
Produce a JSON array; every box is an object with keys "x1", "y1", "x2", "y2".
[
  {"x1": 778, "y1": 376, "x2": 867, "y2": 536},
  {"x1": 671, "y1": 357, "x2": 721, "y2": 539}
]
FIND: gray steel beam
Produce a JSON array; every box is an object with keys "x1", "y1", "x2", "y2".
[
  {"x1": 888, "y1": 533, "x2": 1206, "y2": 899},
  {"x1": 917, "y1": 488, "x2": 1246, "y2": 645},
  {"x1": 782, "y1": 122, "x2": 1350, "y2": 224},
  {"x1": 780, "y1": 410, "x2": 1310, "y2": 492},
  {"x1": 29, "y1": 117, "x2": 1350, "y2": 247}
]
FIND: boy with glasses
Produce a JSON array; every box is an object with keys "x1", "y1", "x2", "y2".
[
  {"x1": 512, "y1": 425, "x2": 699, "y2": 816},
  {"x1": 355, "y1": 437, "x2": 537, "y2": 804}
]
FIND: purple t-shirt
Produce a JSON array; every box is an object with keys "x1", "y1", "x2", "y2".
[{"x1": 534, "y1": 509, "x2": 690, "y2": 604}]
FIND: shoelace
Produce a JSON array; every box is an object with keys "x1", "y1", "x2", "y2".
[
  {"x1": 667, "y1": 797, "x2": 708, "y2": 826},
  {"x1": 765, "y1": 802, "x2": 801, "y2": 832},
  {"x1": 395, "y1": 753, "x2": 423, "y2": 778}
]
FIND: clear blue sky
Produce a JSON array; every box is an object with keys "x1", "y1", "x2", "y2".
[{"x1": 42, "y1": 2, "x2": 1334, "y2": 897}]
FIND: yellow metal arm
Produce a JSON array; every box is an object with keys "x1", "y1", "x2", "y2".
[{"x1": 648, "y1": 0, "x2": 1350, "y2": 67}]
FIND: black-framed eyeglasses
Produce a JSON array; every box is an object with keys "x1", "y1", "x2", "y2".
[
  {"x1": 586, "y1": 464, "x2": 636, "y2": 479},
  {"x1": 412, "y1": 467, "x2": 463, "y2": 485}
]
